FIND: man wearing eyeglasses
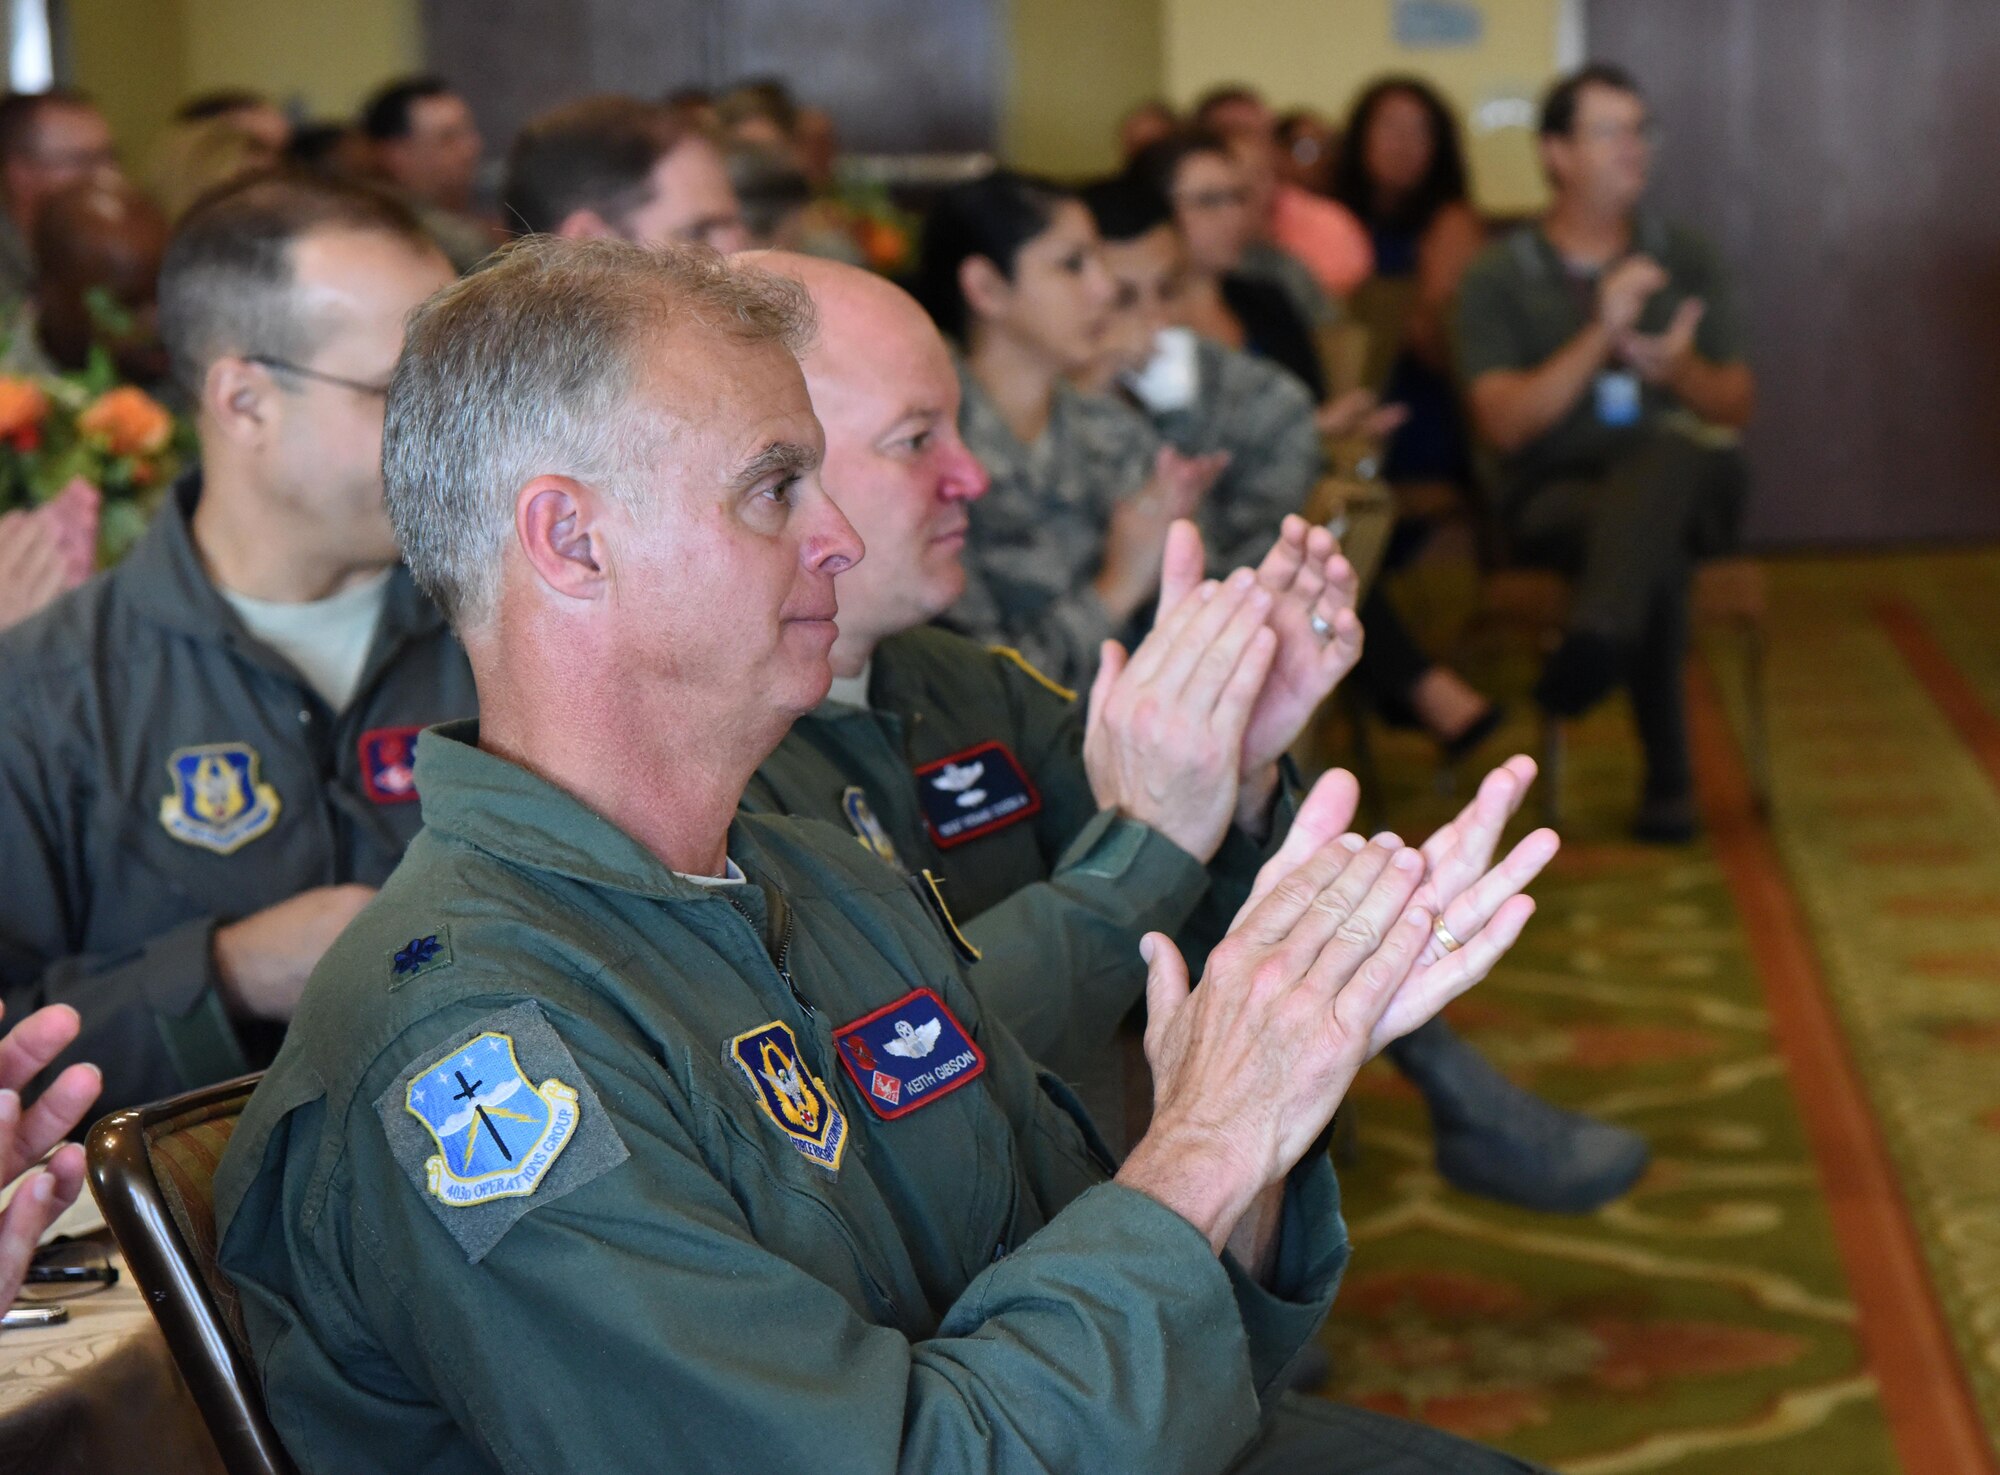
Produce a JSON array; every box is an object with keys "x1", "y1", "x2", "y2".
[
  {"x1": 0, "y1": 174, "x2": 471, "y2": 1118},
  {"x1": 1456, "y1": 64, "x2": 1755, "y2": 843}
]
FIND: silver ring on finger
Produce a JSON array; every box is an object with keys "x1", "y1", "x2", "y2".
[
  {"x1": 1309, "y1": 610, "x2": 1336, "y2": 642},
  {"x1": 1432, "y1": 915, "x2": 1463, "y2": 953}
]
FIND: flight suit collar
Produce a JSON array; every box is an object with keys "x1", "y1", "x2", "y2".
[
  {"x1": 123, "y1": 469, "x2": 447, "y2": 688},
  {"x1": 412, "y1": 718, "x2": 758, "y2": 904}
]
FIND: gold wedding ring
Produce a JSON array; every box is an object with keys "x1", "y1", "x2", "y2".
[{"x1": 1432, "y1": 916, "x2": 1463, "y2": 953}]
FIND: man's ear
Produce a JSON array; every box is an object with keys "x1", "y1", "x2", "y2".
[
  {"x1": 957, "y1": 254, "x2": 1012, "y2": 323},
  {"x1": 516, "y1": 474, "x2": 612, "y2": 601},
  {"x1": 202, "y1": 356, "x2": 275, "y2": 447}
]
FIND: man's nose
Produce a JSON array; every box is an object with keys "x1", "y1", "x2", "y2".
[
  {"x1": 938, "y1": 440, "x2": 989, "y2": 504},
  {"x1": 805, "y1": 487, "x2": 864, "y2": 574}
]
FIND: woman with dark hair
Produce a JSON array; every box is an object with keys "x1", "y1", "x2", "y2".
[
  {"x1": 913, "y1": 169, "x2": 1226, "y2": 687},
  {"x1": 1333, "y1": 75, "x2": 1485, "y2": 487}
]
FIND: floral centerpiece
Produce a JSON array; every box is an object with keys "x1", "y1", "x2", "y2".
[{"x1": 0, "y1": 347, "x2": 190, "y2": 566}]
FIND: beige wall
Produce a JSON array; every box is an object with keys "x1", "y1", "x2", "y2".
[
  {"x1": 1003, "y1": 0, "x2": 1164, "y2": 179},
  {"x1": 1162, "y1": 0, "x2": 1563, "y2": 213},
  {"x1": 70, "y1": 0, "x2": 421, "y2": 166}
]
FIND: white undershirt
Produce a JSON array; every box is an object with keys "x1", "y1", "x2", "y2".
[
  {"x1": 676, "y1": 858, "x2": 747, "y2": 887},
  {"x1": 222, "y1": 571, "x2": 392, "y2": 713},
  {"x1": 825, "y1": 660, "x2": 873, "y2": 710}
]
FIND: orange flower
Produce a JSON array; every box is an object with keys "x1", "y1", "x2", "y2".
[
  {"x1": 0, "y1": 375, "x2": 49, "y2": 445},
  {"x1": 77, "y1": 386, "x2": 174, "y2": 458}
]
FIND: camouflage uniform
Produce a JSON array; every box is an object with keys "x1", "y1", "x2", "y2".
[
  {"x1": 1145, "y1": 336, "x2": 1324, "y2": 576},
  {"x1": 946, "y1": 365, "x2": 1161, "y2": 690}
]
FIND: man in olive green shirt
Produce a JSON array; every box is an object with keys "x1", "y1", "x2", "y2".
[
  {"x1": 1456, "y1": 65, "x2": 1755, "y2": 841},
  {"x1": 0, "y1": 175, "x2": 466, "y2": 1117},
  {"x1": 217, "y1": 238, "x2": 1551, "y2": 1473},
  {"x1": 748, "y1": 253, "x2": 1648, "y2": 1212}
]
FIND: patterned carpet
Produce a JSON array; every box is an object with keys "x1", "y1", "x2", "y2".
[{"x1": 1293, "y1": 552, "x2": 1941, "y2": 1473}]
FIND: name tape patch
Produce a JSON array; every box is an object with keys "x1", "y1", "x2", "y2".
[
  {"x1": 833, "y1": 987, "x2": 986, "y2": 1120},
  {"x1": 912, "y1": 741, "x2": 1040, "y2": 849}
]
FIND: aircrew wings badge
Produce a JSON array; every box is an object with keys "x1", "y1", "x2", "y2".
[
  {"x1": 404, "y1": 1031, "x2": 579, "y2": 1207},
  {"x1": 158, "y1": 742, "x2": 281, "y2": 854},
  {"x1": 833, "y1": 988, "x2": 986, "y2": 1121},
  {"x1": 727, "y1": 1020, "x2": 848, "y2": 1171}
]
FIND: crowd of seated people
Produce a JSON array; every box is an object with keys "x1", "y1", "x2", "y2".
[{"x1": 0, "y1": 59, "x2": 1753, "y2": 1475}]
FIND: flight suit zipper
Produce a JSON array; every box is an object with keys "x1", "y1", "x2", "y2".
[{"x1": 725, "y1": 891, "x2": 814, "y2": 1018}]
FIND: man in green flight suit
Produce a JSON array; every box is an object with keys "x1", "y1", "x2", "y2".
[
  {"x1": 745, "y1": 253, "x2": 1650, "y2": 1211},
  {"x1": 216, "y1": 237, "x2": 1552, "y2": 1474}
]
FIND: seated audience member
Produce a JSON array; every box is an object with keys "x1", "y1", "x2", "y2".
[
  {"x1": 0, "y1": 89, "x2": 119, "y2": 313},
  {"x1": 360, "y1": 75, "x2": 494, "y2": 271},
  {"x1": 1118, "y1": 97, "x2": 1179, "y2": 161},
  {"x1": 4, "y1": 179, "x2": 170, "y2": 391},
  {"x1": 1131, "y1": 127, "x2": 1357, "y2": 422},
  {"x1": 0, "y1": 1003, "x2": 101, "y2": 1306},
  {"x1": 217, "y1": 234, "x2": 1553, "y2": 1475},
  {"x1": 502, "y1": 95, "x2": 749, "y2": 252},
  {"x1": 1081, "y1": 174, "x2": 1324, "y2": 573},
  {"x1": 1195, "y1": 85, "x2": 1373, "y2": 300},
  {"x1": 172, "y1": 89, "x2": 293, "y2": 163},
  {"x1": 287, "y1": 120, "x2": 374, "y2": 179},
  {"x1": 746, "y1": 251, "x2": 1361, "y2": 1111},
  {"x1": 729, "y1": 142, "x2": 865, "y2": 262},
  {"x1": 1077, "y1": 201, "x2": 1645, "y2": 1208},
  {"x1": 1118, "y1": 142, "x2": 1495, "y2": 750},
  {"x1": 1332, "y1": 76, "x2": 1484, "y2": 492},
  {"x1": 1276, "y1": 108, "x2": 1338, "y2": 197},
  {"x1": 0, "y1": 175, "x2": 469, "y2": 1117},
  {"x1": 1456, "y1": 65, "x2": 1753, "y2": 842},
  {"x1": 148, "y1": 115, "x2": 272, "y2": 223},
  {"x1": 912, "y1": 169, "x2": 1226, "y2": 689},
  {"x1": 661, "y1": 85, "x2": 719, "y2": 135}
]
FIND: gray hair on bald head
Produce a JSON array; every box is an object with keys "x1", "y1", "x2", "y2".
[{"x1": 383, "y1": 234, "x2": 816, "y2": 629}]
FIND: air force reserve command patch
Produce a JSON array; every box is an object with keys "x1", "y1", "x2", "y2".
[
  {"x1": 727, "y1": 1020, "x2": 848, "y2": 1172},
  {"x1": 841, "y1": 785, "x2": 903, "y2": 869},
  {"x1": 833, "y1": 988, "x2": 986, "y2": 1120},
  {"x1": 376, "y1": 1002, "x2": 628, "y2": 1263},
  {"x1": 158, "y1": 742, "x2": 281, "y2": 854},
  {"x1": 912, "y1": 741, "x2": 1040, "y2": 848}
]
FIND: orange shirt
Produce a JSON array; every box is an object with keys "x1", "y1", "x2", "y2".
[{"x1": 1269, "y1": 185, "x2": 1375, "y2": 298}]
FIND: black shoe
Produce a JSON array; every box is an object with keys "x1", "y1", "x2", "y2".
[
  {"x1": 1391, "y1": 1019, "x2": 1652, "y2": 1214},
  {"x1": 1533, "y1": 632, "x2": 1624, "y2": 718},
  {"x1": 1433, "y1": 1098, "x2": 1653, "y2": 1214},
  {"x1": 1632, "y1": 792, "x2": 1699, "y2": 845}
]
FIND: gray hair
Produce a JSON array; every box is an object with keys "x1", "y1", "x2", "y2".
[{"x1": 382, "y1": 235, "x2": 816, "y2": 628}]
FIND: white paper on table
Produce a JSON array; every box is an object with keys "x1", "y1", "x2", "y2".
[{"x1": 0, "y1": 1157, "x2": 107, "y2": 1244}]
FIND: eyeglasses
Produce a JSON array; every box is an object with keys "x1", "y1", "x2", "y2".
[
  {"x1": 244, "y1": 355, "x2": 393, "y2": 398},
  {"x1": 16, "y1": 1240, "x2": 119, "y2": 1304},
  {"x1": 1173, "y1": 187, "x2": 1251, "y2": 212}
]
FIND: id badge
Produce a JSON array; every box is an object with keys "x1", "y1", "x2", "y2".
[{"x1": 1595, "y1": 370, "x2": 1641, "y2": 427}]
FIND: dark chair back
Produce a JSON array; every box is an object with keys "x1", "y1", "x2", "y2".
[{"x1": 86, "y1": 1074, "x2": 298, "y2": 1475}]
